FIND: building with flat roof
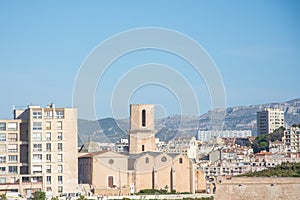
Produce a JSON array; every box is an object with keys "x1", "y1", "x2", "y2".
[
  {"x1": 257, "y1": 108, "x2": 284, "y2": 135},
  {"x1": 283, "y1": 127, "x2": 300, "y2": 153},
  {"x1": 0, "y1": 104, "x2": 78, "y2": 197}
]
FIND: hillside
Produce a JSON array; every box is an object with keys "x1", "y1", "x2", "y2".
[{"x1": 78, "y1": 98, "x2": 300, "y2": 145}]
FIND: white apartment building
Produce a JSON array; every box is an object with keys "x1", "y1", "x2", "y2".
[
  {"x1": 0, "y1": 104, "x2": 78, "y2": 197},
  {"x1": 197, "y1": 130, "x2": 251, "y2": 142},
  {"x1": 164, "y1": 136, "x2": 199, "y2": 160},
  {"x1": 257, "y1": 108, "x2": 284, "y2": 135},
  {"x1": 283, "y1": 127, "x2": 300, "y2": 153}
]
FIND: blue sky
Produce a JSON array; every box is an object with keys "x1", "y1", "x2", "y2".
[{"x1": 0, "y1": 1, "x2": 299, "y2": 119}]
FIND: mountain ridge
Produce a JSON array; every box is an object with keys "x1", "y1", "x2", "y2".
[{"x1": 78, "y1": 98, "x2": 300, "y2": 145}]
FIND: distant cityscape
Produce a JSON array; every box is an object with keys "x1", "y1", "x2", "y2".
[{"x1": 0, "y1": 101, "x2": 299, "y2": 199}]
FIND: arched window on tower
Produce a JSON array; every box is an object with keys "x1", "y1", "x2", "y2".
[
  {"x1": 142, "y1": 109, "x2": 146, "y2": 127},
  {"x1": 179, "y1": 158, "x2": 183, "y2": 164}
]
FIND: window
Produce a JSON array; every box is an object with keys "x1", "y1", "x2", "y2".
[
  {"x1": 179, "y1": 158, "x2": 183, "y2": 164},
  {"x1": 8, "y1": 155, "x2": 17, "y2": 163},
  {"x1": 33, "y1": 154, "x2": 42, "y2": 162},
  {"x1": 8, "y1": 166, "x2": 18, "y2": 174},
  {"x1": 33, "y1": 122, "x2": 42, "y2": 130},
  {"x1": 108, "y1": 176, "x2": 114, "y2": 188},
  {"x1": 0, "y1": 177, "x2": 5, "y2": 183},
  {"x1": 33, "y1": 144, "x2": 42, "y2": 152},
  {"x1": 145, "y1": 157, "x2": 149, "y2": 164},
  {"x1": 44, "y1": 110, "x2": 53, "y2": 119},
  {"x1": 8, "y1": 133, "x2": 17, "y2": 141},
  {"x1": 7, "y1": 122, "x2": 17, "y2": 131},
  {"x1": 0, "y1": 156, "x2": 6, "y2": 163},
  {"x1": 58, "y1": 143, "x2": 62, "y2": 151},
  {"x1": 0, "y1": 144, "x2": 6, "y2": 152},
  {"x1": 58, "y1": 176, "x2": 63, "y2": 184},
  {"x1": 32, "y1": 111, "x2": 42, "y2": 119},
  {"x1": 46, "y1": 154, "x2": 51, "y2": 162},
  {"x1": 8, "y1": 144, "x2": 17, "y2": 152},
  {"x1": 58, "y1": 186, "x2": 63, "y2": 193},
  {"x1": 58, "y1": 154, "x2": 63, "y2": 162},
  {"x1": 32, "y1": 132, "x2": 42, "y2": 141},
  {"x1": 56, "y1": 110, "x2": 64, "y2": 119},
  {"x1": 58, "y1": 165, "x2": 63, "y2": 173},
  {"x1": 0, "y1": 123, "x2": 6, "y2": 131},
  {"x1": 32, "y1": 165, "x2": 42, "y2": 174},
  {"x1": 0, "y1": 133, "x2": 6, "y2": 141},
  {"x1": 46, "y1": 176, "x2": 51, "y2": 184},
  {"x1": 46, "y1": 122, "x2": 51, "y2": 130},
  {"x1": 46, "y1": 187, "x2": 52, "y2": 191},
  {"x1": 46, "y1": 165, "x2": 51, "y2": 173},
  {"x1": 57, "y1": 121, "x2": 62, "y2": 130},
  {"x1": 142, "y1": 109, "x2": 146, "y2": 127},
  {"x1": 32, "y1": 176, "x2": 42, "y2": 182},
  {"x1": 0, "y1": 167, "x2": 5, "y2": 174},
  {"x1": 142, "y1": 145, "x2": 145, "y2": 152},
  {"x1": 46, "y1": 132, "x2": 51, "y2": 141},
  {"x1": 46, "y1": 143, "x2": 51, "y2": 151},
  {"x1": 57, "y1": 132, "x2": 62, "y2": 140}
]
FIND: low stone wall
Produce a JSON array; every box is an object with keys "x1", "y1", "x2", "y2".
[{"x1": 215, "y1": 177, "x2": 300, "y2": 200}]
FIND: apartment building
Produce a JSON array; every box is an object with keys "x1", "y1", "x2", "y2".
[
  {"x1": 257, "y1": 108, "x2": 284, "y2": 135},
  {"x1": 197, "y1": 130, "x2": 252, "y2": 142},
  {"x1": 0, "y1": 104, "x2": 78, "y2": 197},
  {"x1": 283, "y1": 127, "x2": 300, "y2": 153},
  {"x1": 0, "y1": 119, "x2": 22, "y2": 185}
]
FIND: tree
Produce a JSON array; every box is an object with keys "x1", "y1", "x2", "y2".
[
  {"x1": 251, "y1": 126, "x2": 285, "y2": 153},
  {"x1": 34, "y1": 191, "x2": 45, "y2": 200},
  {"x1": 0, "y1": 194, "x2": 7, "y2": 200},
  {"x1": 77, "y1": 195, "x2": 87, "y2": 200}
]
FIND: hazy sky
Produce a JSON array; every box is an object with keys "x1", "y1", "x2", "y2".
[{"x1": 0, "y1": 1, "x2": 299, "y2": 119}]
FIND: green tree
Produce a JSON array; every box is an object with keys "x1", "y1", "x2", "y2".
[
  {"x1": 51, "y1": 196, "x2": 58, "y2": 200},
  {"x1": 77, "y1": 195, "x2": 87, "y2": 200},
  {"x1": 0, "y1": 193, "x2": 7, "y2": 200},
  {"x1": 34, "y1": 191, "x2": 45, "y2": 200}
]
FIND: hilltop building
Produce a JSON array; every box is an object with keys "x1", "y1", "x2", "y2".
[
  {"x1": 257, "y1": 108, "x2": 284, "y2": 135},
  {"x1": 0, "y1": 104, "x2": 78, "y2": 196}
]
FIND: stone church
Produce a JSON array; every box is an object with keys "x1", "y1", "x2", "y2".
[{"x1": 78, "y1": 104, "x2": 205, "y2": 195}]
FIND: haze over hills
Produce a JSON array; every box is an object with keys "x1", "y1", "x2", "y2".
[{"x1": 78, "y1": 98, "x2": 300, "y2": 146}]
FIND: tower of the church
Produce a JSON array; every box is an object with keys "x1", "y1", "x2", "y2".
[{"x1": 129, "y1": 104, "x2": 155, "y2": 154}]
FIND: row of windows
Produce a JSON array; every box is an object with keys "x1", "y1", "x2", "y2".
[
  {"x1": 33, "y1": 121, "x2": 63, "y2": 130},
  {"x1": 32, "y1": 110, "x2": 64, "y2": 119},
  {"x1": 0, "y1": 166, "x2": 18, "y2": 174},
  {"x1": 0, "y1": 122, "x2": 18, "y2": 131},
  {"x1": 33, "y1": 165, "x2": 63, "y2": 174},
  {"x1": 32, "y1": 132, "x2": 63, "y2": 141},
  {"x1": 45, "y1": 175, "x2": 63, "y2": 184},
  {"x1": 0, "y1": 144, "x2": 18, "y2": 152},
  {"x1": 33, "y1": 143, "x2": 63, "y2": 152},
  {"x1": 0, "y1": 155, "x2": 18, "y2": 163},
  {"x1": 0, "y1": 133, "x2": 18, "y2": 142},
  {"x1": 33, "y1": 153, "x2": 63, "y2": 162}
]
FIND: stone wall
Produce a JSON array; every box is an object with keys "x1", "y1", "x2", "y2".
[{"x1": 215, "y1": 177, "x2": 300, "y2": 200}]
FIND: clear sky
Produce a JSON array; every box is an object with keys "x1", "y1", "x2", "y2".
[{"x1": 0, "y1": 1, "x2": 299, "y2": 119}]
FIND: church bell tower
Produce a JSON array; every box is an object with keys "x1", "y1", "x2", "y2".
[{"x1": 129, "y1": 104, "x2": 155, "y2": 154}]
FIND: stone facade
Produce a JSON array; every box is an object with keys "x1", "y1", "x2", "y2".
[
  {"x1": 215, "y1": 177, "x2": 300, "y2": 200},
  {"x1": 129, "y1": 104, "x2": 155, "y2": 154},
  {"x1": 78, "y1": 151, "x2": 205, "y2": 195}
]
